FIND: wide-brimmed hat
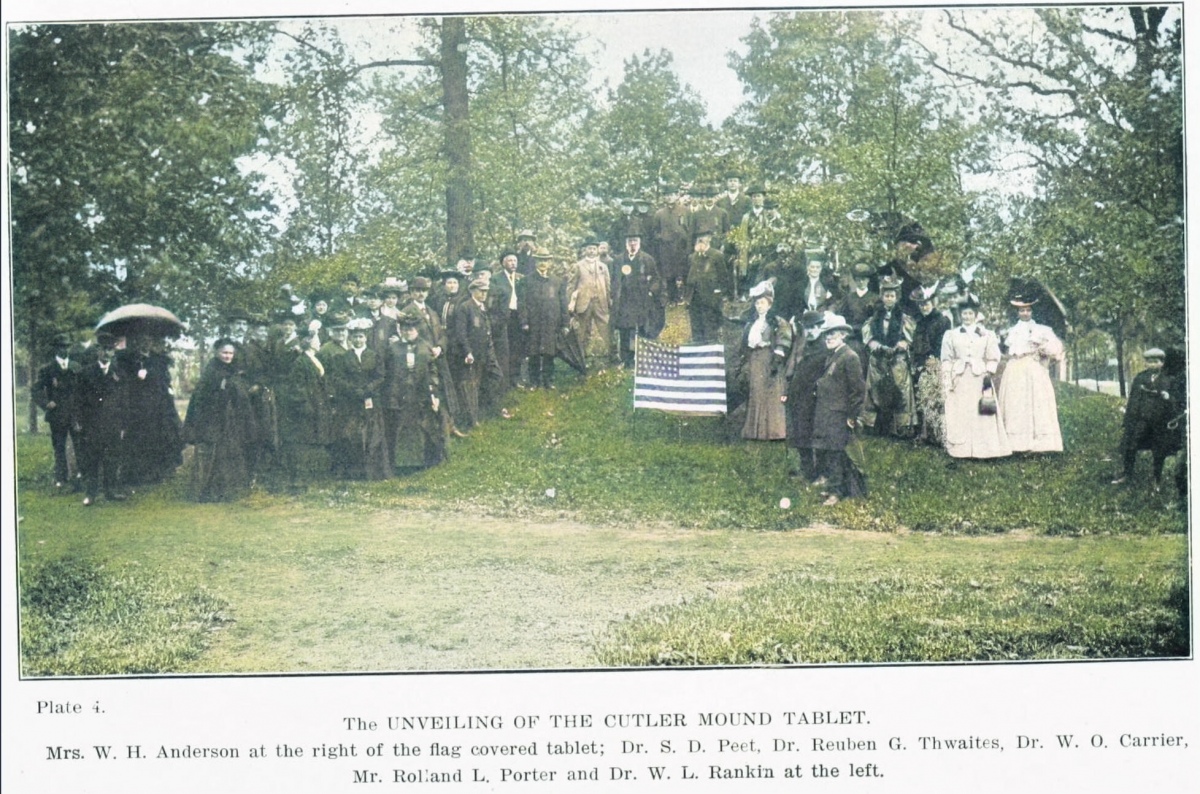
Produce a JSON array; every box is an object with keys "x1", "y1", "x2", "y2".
[
  {"x1": 1144, "y1": 347, "x2": 1166, "y2": 360},
  {"x1": 878, "y1": 274, "x2": 905, "y2": 293},
  {"x1": 818, "y1": 313, "x2": 853, "y2": 335},
  {"x1": 516, "y1": 229, "x2": 537, "y2": 241},
  {"x1": 748, "y1": 280, "x2": 775, "y2": 299},
  {"x1": 438, "y1": 270, "x2": 462, "y2": 282},
  {"x1": 396, "y1": 307, "x2": 423, "y2": 327},
  {"x1": 1009, "y1": 293, "x2": 1039, "y2": 308},
  {"x1": 346, "y1": 317, "x2": 374, "y2": 332},
  {"x1": 326, "y1": 312, "x2": 352, "y2": 329},
  {"x1": 531, "y1": 246, "x2": 554, "y2": 259},
  {"x1": 910, "y1": 283, "x2": 939, "y2": 303},
  {"x1": 52, "y1": 333, "x2": 73, "y2": 349}
]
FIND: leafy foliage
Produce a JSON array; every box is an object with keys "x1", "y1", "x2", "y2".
[
  {"x1": 725, "y1": 10, "x2": 987, "y2": 271},
  {"x1": 9, "y1": 23, "x2": 276, "y2": 343}
]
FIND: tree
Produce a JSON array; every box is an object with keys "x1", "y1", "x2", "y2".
[
  {"x1": 592, "y1": 49, "x2": 716, "y2": 199},
  {"x1": 931, "y1": 6, "x2": 1183, "y2": 393},
  {"x1": 353, "y1": 14, "x2": 596, "y2": 271},
  {"x1": 726, "y1": 10, "x2": 986, "y2": 270},
  {"x1": 9, "y1": 22, "x2": 274, "y2": 429}
]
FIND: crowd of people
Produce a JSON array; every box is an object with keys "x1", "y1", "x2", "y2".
[{"x1": 30, "y1": 177, "x2": 1185, "y2": 506}]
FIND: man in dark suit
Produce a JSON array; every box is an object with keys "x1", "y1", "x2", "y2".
[
  {"x1": 652, "y1": 185, "x2": 692, "y2": 304},
  {"x1": 718, "y1": 172, "x2": 752, "y2": 238},
  {"x1": 610, "y1": 223, "x2": 663, "y2": 368},
  {"x1": 811, "y1": 315, "x2": 867, "y2": 506},
  {"x1": 683, "y1": 230, "x2": 731, "y2": 344},
  {"x1": 76, "y1": 334, "x2": 129, "y2": 505},
  {"x1": 450, "y1": 275, "x2": 503, "y2": 428},
  {"x1": 33, "y1": 333, "x2": 81, "y2": 490},
  {"x1": 490, "y1": 251, "x2": 524, "y2": 390}
]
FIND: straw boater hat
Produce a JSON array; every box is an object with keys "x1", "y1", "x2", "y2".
[{"x1": 1144, "y1": 347, "x2": 1166, "y2": 360}]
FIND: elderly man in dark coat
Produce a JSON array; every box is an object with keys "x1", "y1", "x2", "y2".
[
  {"x1": 610, "y1": 223, "x2": 663, "y2": 368},
  {"x1": 519, "y1": 247, "x2": 570, "y2": 389},
  {"x1": 811, "y1": 314, "x2": 867, "y2": 506},
  {"x1": 33, "y1": 333, "x2": 82, "y2": 491}
]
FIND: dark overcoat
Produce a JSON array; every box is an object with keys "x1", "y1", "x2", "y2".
[
  {"x1": 610, "y1": 250, "x2": 662, "y2": 329},
  {"x1": 518, "y1": 271, "x2": 569, "y2": 356},
  {"x1": 812, "y1": 343, "x2": 866, "y2": 450}
]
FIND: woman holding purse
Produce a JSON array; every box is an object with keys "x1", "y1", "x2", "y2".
[{"x1": 939, "y1": 296, "x2": 1012, "y2": 459}]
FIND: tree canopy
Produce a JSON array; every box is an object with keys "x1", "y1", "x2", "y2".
[{"x1": 6, "y1": 8, "x2": 1185, "y2": 386}]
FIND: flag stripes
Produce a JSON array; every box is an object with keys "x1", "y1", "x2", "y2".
[{"x1": 633, "y1": 338, "x2": 727, "y2": 415}]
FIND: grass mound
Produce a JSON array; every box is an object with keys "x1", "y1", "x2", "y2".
[
  {"x1": 344, "y1": 365, "x2": 1185, "y2": 534},
  {"x1": 20, "y1": 556, "x2": 231, "y2": 676}
]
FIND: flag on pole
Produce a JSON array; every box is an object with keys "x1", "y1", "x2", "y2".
[{"x1": 633, "y1": 337, "x2": 727, "y2": 415}]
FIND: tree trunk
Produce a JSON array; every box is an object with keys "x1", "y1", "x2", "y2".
[
  {"x1": 441, "y1": 17, "x2": 474, "y2": 267},
  {"x1": 27, "y1": 316, "x2": 39, "y2": 434},
  {"x1": 1114, "y1": 322, "x2": 1127, "y2": 398}
]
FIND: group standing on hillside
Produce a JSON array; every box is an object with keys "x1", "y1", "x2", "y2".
[{"x1": 32, "y1": 177, "x2": 1185, "y2": 505}]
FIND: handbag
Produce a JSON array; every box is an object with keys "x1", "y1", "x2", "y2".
[{"x1": 978, "y1": 374, "x2": 998, "y2": 415}]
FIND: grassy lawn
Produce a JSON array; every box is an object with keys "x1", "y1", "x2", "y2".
[{"x1": 11, "y1": 316, "x2": 1190, "y2": 673}]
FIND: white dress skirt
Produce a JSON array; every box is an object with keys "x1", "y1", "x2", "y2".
[
  {"x1": 998, "y1": 320, "x2": 1064, "y2": 452},
  {"x1": 940, "y1": 324, "x2": 1013, "y2": 459}
]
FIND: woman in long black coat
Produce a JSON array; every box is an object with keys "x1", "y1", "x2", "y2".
[{"x1": 183, "y1": 339, "x2": 257, "y2": 502}]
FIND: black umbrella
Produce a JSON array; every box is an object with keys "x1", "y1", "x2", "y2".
[
  {"x1": 555, "y1": 323, "x2": 588, "y2": 375},
  {"x1": 95, "y1": 304, "x2": 186, "y2": 338}
]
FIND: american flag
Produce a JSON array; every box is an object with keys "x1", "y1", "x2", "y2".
[{"x1": 633, "y1": 338, "x2": 727, "y2": 415}]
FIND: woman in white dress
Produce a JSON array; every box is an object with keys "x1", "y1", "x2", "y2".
[
  {"x1": 940, "y1": 297, "x2": 1012, "y2": 459},
  {"x1": 998, "y1": 296, "x2": 1064, "y2": 452}
]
